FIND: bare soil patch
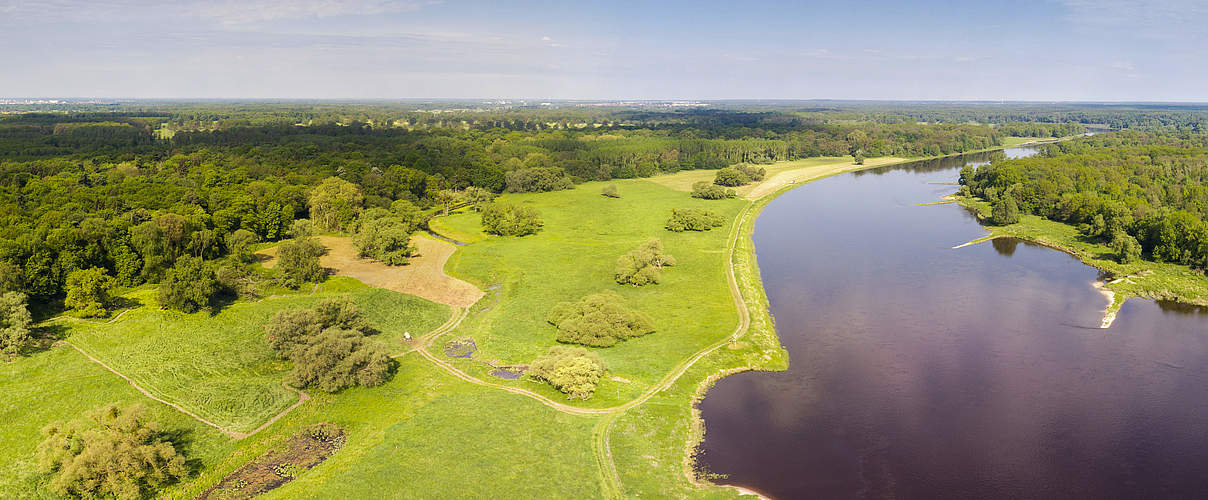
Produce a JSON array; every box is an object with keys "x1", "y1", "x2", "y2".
[
  {"x1": 257, "y1": 235, "x2": 484, "y2": 308},
  {"x1": 197, "y1": 423, "x2": 345, "y2": 500}
]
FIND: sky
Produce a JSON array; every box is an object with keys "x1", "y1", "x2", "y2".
[{"x1": 1, "y1": 0, "x2": 1206, "y2": 101}]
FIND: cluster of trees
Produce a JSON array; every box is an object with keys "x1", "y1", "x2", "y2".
[
  {"x1": 961, "y1": 134, "x2": 1208, "y2": 267},
  {"x1": 546, "y1": 292, "x2": 654, "y2": 347},
  {"x1": 996, "y1": 122, "x2": 1087, "y2": 138},
  {"x1": 265, "y1": 298, "x2": 394, "y2": 392},
  {"x1": 665, "y1": 208, "x2": 726, "y2": 232},
  {"x1": 480, "y1": 202, "x2": 543, "y2": 236},
  {"x1": 526, "y1": 346, "x2": 605, "y2": 400},
  {"x1": 615, "y1": 238, "x2": 676, "y2": 286},
  {"x1": 38, "y1": 404, "x2": 188, "y2": 499},
  {"x1": 352, "y1": 200, "x2": 422, "y2": 265},
  {"x1": 713, "y1": 164, "x2": 766, "y2": 187},
  {"x1": 691, "y1": 181, "x2": 736, "y2": 200}
]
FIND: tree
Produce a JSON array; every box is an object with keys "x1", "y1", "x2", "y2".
[
  {"x1": 546, "y1": 291, "x2": 655, "y2": 347},
  {"x1": 463, "y1": 186, "x2": 497, "y2": 211},
  {"x1": 480, "y1": 202, "x2": 544, "y2": 236},
  {"x1": 285, "y1": 327, "x2": 394, "y2": 392},
  {"x1": 37, "y1": 404, "x2": 188, "y2": 499},
  {"x1": 1, "y1": 291, "x2": 33, "y2": 355},
  {"x1": 288, "y1": 219, "x2": 315, "y2": 239},
  {"x1": 309, "y1": 177, "x2": 364, "y2": 232},
  {"x1": 528, "y1": 346, "x2": 605, "y2": 400},
  {"x1": 158, "y1": 256, "x2": 218, "y2": 313},
  {"x1": 225, "y1": 229, "x2": 260, "y2": 264},
  {"x1": 665, "y1": 208, "x2": 726, "y2": 232},
  {"x1": 991, "y1": 196, "x2": 1021, "y2": 225},
  {"x1": 690, "y1": 181, "x2": 736, "y2": 200},
  {"x1": 615, "y1": 238, "x2": 676, "y2": 286},
  {"x1": 64, "y1": 267, "x2": 114, "y2": 318},
  {"x1": 846, "y1": 129, "x2": 870, "y2": 158},
  {"x1": 601, "y1": 184, "x2": 620, "y2": 198},
  {"x1": 352, "y1": 207, "x2": 417, "y2": 266},
  {"x1": 1112, "y1": 232, "x2": 1143, "y2": 264},
  {"x1": 276, "y1": 237, "x2": 327, "y2": 288},
  {"x1": 435, "y1": 189, "x2": 462, "y2": 216},
  {"x1": 713, "y1": 167, "x2": 751, "y2": 187}
]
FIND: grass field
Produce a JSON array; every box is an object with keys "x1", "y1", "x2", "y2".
[
  {"x1": 430, "y1": 179, "x2": 748, "y2": 408},
  {"x1": 957, "y1": 195, "x2": 1208, "y2": 310},
  {"x1": 52, "y1": 278, "x2": 450, "y2": 434}
]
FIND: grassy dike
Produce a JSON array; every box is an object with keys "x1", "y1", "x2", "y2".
[{"x1": 955, "y1": 195, "x2": 1208, "y2": 323}]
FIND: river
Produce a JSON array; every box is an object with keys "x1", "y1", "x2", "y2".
[{"x1": 697, "y1": 147, "x2": 1208, "y2": 499}]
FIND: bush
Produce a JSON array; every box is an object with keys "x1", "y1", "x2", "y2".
[
  {"x1": 546, "y1": 292, "x2": 654, "y2": 347},
  {"x1": 690, "y1": 181, "x2": 736, "y2": 200},
  {"x1": 713, "y1": 166, "x2": 751, "y2": 187},
  {"x1": 481, "y1": 202, "x2": 543, "y2": 236},
  {"x1": 665, "y1": 208, "x2": 726, "y2": 232},
  {"x1": 64, "y1": 267, "x2": 114, "y2": 318},
  {"x1": 615, "y1": 238, "x2": 677, "y2": 286},
  {"x1": 37, "y1": 404, "x2": 188, "y2": 499},
  {"x1": 1, "y1": 291, "x2": 33, "y2": 355},
  {"x1": 528, "y1": 346, "x2": 605, "y2": 399},
  {"x1": 277, "y1": 237, "x2": 327, "y2": 288},
  {"x1": 158, "y1": 256, "x2": 218, "y2": 313},
  {"x1": 601, "y1": 184, "x2": 620, "y2": 198}
]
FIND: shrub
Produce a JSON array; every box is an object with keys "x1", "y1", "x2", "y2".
[
  {"x1": 713, "y1": 166, "x2": 751, "y2": 187},
  {"x1": 1, "y1": 291, "x2": 33, "y2": 355},
  {"x1": 1112, "y1": 233, "x2": 1143, "y2": 264},
  {"x1": 158, "y1": 256, "x2": 218, "y2": 313},
  {"x1": 546, "y1": 291, "x2": 654, "y2": 347},
  {"x1": 277, "y1": 237, "x2": 327, "y2": 288},
  {"x1": 64, "y1": 267, "x2": 114, "y2": 318},
  {"x1": 37, "y1": 404, "x2": 188, "y2": 499},
  {"x1": 665, "y1": 208, "x2": 726, "y2": 232},
  {"x1": 690, "y1": 181, "x2": 736, "y2": 200},
  {"x1": 615, "y1": 238, "x2": 677, "y2": 286},
  {"x1": 481, "y1": 202, "x2": 543, "y2": 236},
  {"x1": 528, "y1": 346, "x2": 605, "y2": 399},
  {"x1": 601, "y1": 184, "x2": 620, "y2": 198}
]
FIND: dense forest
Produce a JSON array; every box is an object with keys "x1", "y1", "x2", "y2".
[
  {"x1": 1, "y1": 101, "x2": 1196, "y2": 323},
  {"x1": 961, "y1": 131, "x2": 1208, "y2": 269}
]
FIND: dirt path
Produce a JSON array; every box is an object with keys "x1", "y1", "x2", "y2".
[{"x1": 61, "y1": 341, "x2": 243, "y2": 439}]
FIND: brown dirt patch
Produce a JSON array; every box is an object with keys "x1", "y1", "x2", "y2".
[
  {"x1": 257, "y1": 235, "x2": 484, "y2": 308},
  {"x1": 197, "y1": 423, "x2": 345, "y2": 500}
]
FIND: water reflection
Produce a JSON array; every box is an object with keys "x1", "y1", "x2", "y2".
[{"x1": 697, "y1": 146, "x2": 1208, "y2": 499}]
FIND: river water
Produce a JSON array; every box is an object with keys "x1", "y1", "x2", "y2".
[{"x1": 697, "y1": 148, "x2": 1208, "y2": 499}]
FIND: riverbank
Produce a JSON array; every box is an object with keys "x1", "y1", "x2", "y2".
[{"x1": 953, "y1": 195, "x2": 1208, "y2": 326}]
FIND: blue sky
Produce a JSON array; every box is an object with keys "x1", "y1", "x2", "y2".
[{"x1": 1, "y1": 0, "x2": 1205, "y2": 100}]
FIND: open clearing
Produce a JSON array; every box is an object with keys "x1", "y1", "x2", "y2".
[{"x1": 258, "y1": 234, "x2": 484, "y2": 308}]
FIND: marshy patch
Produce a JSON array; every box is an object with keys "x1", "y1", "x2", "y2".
[
  {"x1": 444, "y1": 338, "x2": 477, "y2": 358},
  {"x1": 197, "y1": 423, "x2": 345, "y2": 500},
  {"x1": 489, "y1": 366, "x2": 526, "y2": 379}
]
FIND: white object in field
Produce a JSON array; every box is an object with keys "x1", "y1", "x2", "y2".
[{"x1": 404, "y1": 331, "x2": 412, "y2": 341}]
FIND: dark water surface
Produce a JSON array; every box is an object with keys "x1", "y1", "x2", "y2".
[{"x1": 697, "y1": 149, "x2": 1208, "y2": 499}]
